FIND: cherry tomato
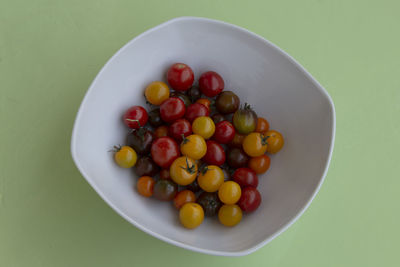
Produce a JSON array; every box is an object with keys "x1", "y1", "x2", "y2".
[
  {"x1": 226, "y1": 147, "x2": 249, "y2": 168},
  {"x1": 160, "y1": 97, "x2": 186, "y2": 123},
  {"x1": 144, "y1": 81, "x2": 170, "y2": 105},
  {"x1": 216, "y1": 91, "x2": 240, "y2": 114},
  {"x1": 167, "y1": 63, "x2": 194, "y2": 91},
  {"x1": 203, "y1": 140, "x2": 225, "y2": 166},
  {"x1": 170, "y1": 156, "x2": 198, "y2": 185},
  {"x1": 238, "y1": 187, "x2": 261, "y2": 212},
  {"x1": 151, "y1": 137, "x2": 180, "y2": 168},
  {"x1": 218, "y1": 204, "x2": 242, "y2": 227},
  {"x1": 159, "y1": 169, "x2": 171, "y2": 180},
  {"x1": 174, "y1": 190, "x2": 196, "y2": 209},
  {"x1": 232, "y1": 168, "x2": 258, "y2": 188},
  {"x1": 242, "y1": 132, "x2": 268, "y2": 157},
  {"x1": 233, "y1": 103, "x2": 257, "y2": 134},
  {"x1": 123, "y1": 106, "x2": 148, "y2": 129},
  {"x1": 248, "y1": 154, "x2": 270, "y2": 174},
  {"x1": 148, "y1": 108, "x2": 163, "y2": 127},
  {"x1": 218, "y1": 181, "x2": 241, "y2": 205},
  {"x1": 256, "y1": 117, "x2": 269, "y2": 133},
  {"x1": 136, "y1": 176, "x2": 155, "y2": 197},
  {"x1": 264, "y1": 130, "x2": 284, "y2": 154},
  {"x1": 153, "y1": 180, "x2": 177, "y2": 201},
  {"x1": 180, "y1": 134, "x2": 207, "y2": 160},
  {"x1": 195, "y1": 98, "x2": 211, "y2": 111},
  {"x1": 168, "y1": 119, "x2": 192, "y2": 142},
  {"x1": 229, "y1": 132, "x2": 246, "y2": 148},
  {"x1": 197, "y1": 192, "x2": 222, "y2": 216},
  {"x1": 126, "y1": 128, "x2": 154, "y2": 155},
  {"x1": 185, "y1": 103, "x2": 209, "y2": 123},
  {"x1": 134, "y1": 156, "x2": 159, "y2": 177},
  {"x1": 198, "y1": 165, "x2": 224, "y2": 192},
  {"x1": 113, "y1": 146, "x2": 137, "y2": 168},
  {"x1": 213, "y1": 121, "x2": 235, "y2": 144},
  {"x1": 192, "y1": 116, "x2": 215, "y2": 139},
  {"x1": 171, "y1": 92, "x2": 192, "y2": 107},
  {"x1": 187, "y1": 85, "x2": 201, "y2": 102},
  {"x1": 199, "y1": 71, "x2": 224, "y2": 97},
  {"x1": 154, "y1": 125, "x2": 169, "y2": 138},
  {"x1": 211, "y1": 113, "x2": 225, "y2": 124},
  {"x1": 179, "y1": 203, "x2": 204, "y2": 229}
]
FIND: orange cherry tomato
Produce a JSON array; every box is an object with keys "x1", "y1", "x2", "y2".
[
  {"x1": 264, "y1": 130, "x2": 284, "y2": 154},
  {"x1": 174, "y1": 190, "x2": 196, "y2": 209},
  {"x1": 196, "y1": 98, "x2": 211, "y2": 111},
  {"x1": 255, "y1": 117, "x2": 270, "y2": 133},
  {"x1": 136, "y1": 176, "x2": 155, "y2": 197},
  {"x1": 248, "y1": 154, "x2": 271, "y2": 174},
  {"x1": 154, "y1": 125, "x2": 169, "y2": 138}
]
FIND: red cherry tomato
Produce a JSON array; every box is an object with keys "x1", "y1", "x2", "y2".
[
  {"x1": 123, "y1": 106, "x2": 148, "y2": 129},
  {"x1": 160, "y1": 97, "x2": 186, "y2": 123},
  {"x1": 167, "y1": 63, "x2": 194, "y2": 91},
  {"x1": 185, "y1": 103, "x2": 209, "y2": 122},
  {"x1": 213, "y1": 121, "x2": 235, "y2": 144},
  {"x1": 168, "y1": 119, "x2": 192, "y2": 141},
  {"x1": 151, "y1": 137, "x2": 180, "y2": 168},
  {"x1": 203, "y1": 140, "x2": 226, "y2": 166},
  {"x1": 232, "y1": 168, "x2": 258, "y2": 188},
  {"x1": 238, "y1": 187, "x2": 261, "y2": 212},
  {"x1": 199, "y1": 71, "x2": 224, "y2": 97}
]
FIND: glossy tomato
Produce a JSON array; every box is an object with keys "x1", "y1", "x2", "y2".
[
  {"x1": 226, "y1": 147, "x2": 249, "y2": 168},
  {"x1": 179, "y1": 203, "x2": 204, "y2": 229},
  {"x1": 173, "y1": 190, "x2": 196, "y2": 209},
  {"x1": 213, "y1": 121, "x2": 235, "y2": 144},
  {"x1": 169, "y1": 156, "x2": 198, "y2": 185},
  {"x1": 170, "y1": 92, "x2": 192, "y2": 107},
  {"x1": 153, "y1": 180, "x2": 177, "y2": 201},
  {"x1": 187, "y1": 85, "x2": 201, "y2": 102},
  {"x1": 134, "y1": 156, "x2": 159, "y2": 177},
  {"x1": 199, "y1": 71, "x2": 224, "y2": 97},
  {"x1": 216, "y1": 91, "x2": 240, "y2": 114},
  {"x1": 197, "y1": 165, "x2": 224, "y2": 192},
  {"x1": 168, "y1": 118, "x2": 192, "y2": 141},
  {"x1": 248, "y1": 154, "x2": 270, "y2": 174},
  {"x1": 123, "y1": 106, "x2": 148, "y2": 129},
  {"x1": 264, "y1": 130, "x2": 284, "y2": 154},
  {"x1": 232, "y1": 168, "x2": 258, "y2": 188},
  {"x1": 160, "y1": 97, "x2": 186, "y2": 123},
  {"x1": 218, "y1": 181, "x2": 241, "y2": 205},
  {"x1": 136, "y1": 176, "x2": 155, "y2": 197},
  {"x1": 242, "y1": 132, "x2": 268, "y2": 157},
  {"x1": 167, "y1": 63, "x2": 194, "y2": 91},
  {"x1": 192, "y1": 116, "x2": 215, "y2": 139},
  {"x1": 211, "y1": 113, "x2": 225, "y2": 124},
  {"x1": 151, "y1": 137, "x2": 180, "y2": 168},
  {"x1": 195, "y1": 98, "x2": 211, "y2": 111},
  {"x1": 144, "y1": 81, "x2": 170, "y2": 105},
  {"x1": 233, "y1": 103, "x2": 258, "y2": 134},
  {"x1": 229, "y1": 132, "x2": 246, "y2": 148},
  {"x1": 238, "y1": 187, "x2": 261, "y2": 212},
  {"x1": 113, "y1": 146, "x2": 137, "y2": 168},
  {"x1": 185, "y1": 103, "x2": 209, "y2": 122},
  {"x1": 255, "y1": 117, "x2": 269, "y2": 133},
  {"x1": 126, "y1": 128, "x2": 154, "y2": 155},
  {"x1": 218, "y1": 204, "x2": 242, "y2": 227},
  {"x1": 197, "y1": 192, "x2": 222, "y2": 216},
  {"x1": 180, "y1": 134, "x2": 207, "y2": 160},
  {"x1": 203, "y1": 140, "x2": 225, "y2": 166}
]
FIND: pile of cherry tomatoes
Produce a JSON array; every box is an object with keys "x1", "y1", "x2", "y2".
[{"x1": 112, "y1": 63, "x2": 284, "y2": 229}]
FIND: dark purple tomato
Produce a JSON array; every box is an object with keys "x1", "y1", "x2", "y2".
[
  {"x1": 226, "y1": 147, "x2": 249, "y2": 168},
  {"x1": 211, "y1": 114, "x2": 225, "y2": 124},
  {"x1": 126, "y1": 128, "x2": 154, "y2": 155},
  {"x1": 153, "y1": 180, "x2": 178, "y2": 201},
  {"x1": 134, "y1": 156, "x2": 159, "y2": 177},
  {"x1": 148, "y1": 108, "x2": 163, "y2": 127},
  {"x1": 216, "y1": 91, "x2": 240, "y2": 114},
  {"x1": 197, "y1": 192, "x2": 222, "y2": 216}
]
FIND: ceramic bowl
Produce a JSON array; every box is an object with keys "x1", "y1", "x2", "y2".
[{"x1": 71, "y1": 17, "x2": 335, "y2": 256}]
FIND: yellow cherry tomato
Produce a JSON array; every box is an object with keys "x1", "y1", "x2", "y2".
[
  {"x1": 242, "y1": 132, "x2": 268, "y2": 157},
  {"x1": 179, "y1": 202, "x2": 204, "y2": 229},
  {"x1": 218, "y1": 181, "x2": 241, "y2": 204},
  {"x1": 114, "y1": 146, "x2": 137, "y2": 168},
  {"x1": 170, "y1": 156, "x2": 198, "y2": 185},
  {"x1": 180, "y1": 134, "x2": 207, "y2": 160},
  {"x1": 218, "y1": 204, "x2": 242, "y2": 227},
  {"x1": 264, "y1": 130, "x2": 284, "y2": 154},
  {"x1": 144, "y1": 81, "x2": 170, "y2": 105},
  {"x1": 197, "y1": 165, "x2": 224, "y2": 192},
  {"x1": 192, "y1": 116, "x2": 215, "y2": 139}
]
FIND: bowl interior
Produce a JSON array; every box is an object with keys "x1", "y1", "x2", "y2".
[{"x1": 71, "y1": 17, "x2": 334, "y2": 255}]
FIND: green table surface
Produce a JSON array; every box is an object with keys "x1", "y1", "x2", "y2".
[{"x1": 1, "y1": 0, "x2": 399, "y2": 266}]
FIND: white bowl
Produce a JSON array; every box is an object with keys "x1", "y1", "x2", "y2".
[{"x1": 71, "y1": 17, "x2": 335, "y2": 256}]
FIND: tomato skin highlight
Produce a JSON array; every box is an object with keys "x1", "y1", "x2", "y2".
[
  {"x1": 203, "y1": 140, "x2": 226, "y2": 166},
  {"x1": 123, "y1": 106, "x2": 148, "y2": 129},
  {"x1": 213, "y1": 121, "x2": 235, "y2": 144},
  {"x1": 199, "y1": 71, "x2": 224, "y2": 97},
  {"x1": 167, "y1": 63, "x2": 194, "y2": 91},
  {"x1": 232, "y1": 168, "x2": 259, "y2": 188},
  {"x1": 151, "y1": 137, "x2": 180, "y2": 169},
  {"x1": 160, "y1": 97, "x2": 186, "y2": 123},
  {"x1": 238, "y1": 187, "x2": 262, "y2": 212}
]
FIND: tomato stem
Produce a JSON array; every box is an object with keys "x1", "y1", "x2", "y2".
[
  {"x1": 261, "y1": 134, "x2": 270, "y2": 146},
  {"x1": 108, "y1": 145, "x2": 122, "y2": 152},
  {"x1": 125, "y1": 119, "x2": 142, "y2": 128},
  {"x1": 181, "y1": 134, "x2": 189, "y2": 144},
  {"x1": 180, "y1": 157, "x2": 196, "y2": 174}
]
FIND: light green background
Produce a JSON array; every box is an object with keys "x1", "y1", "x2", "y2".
[{"x1": 1, "y1": 0, "x2": 399, "y2": 266}]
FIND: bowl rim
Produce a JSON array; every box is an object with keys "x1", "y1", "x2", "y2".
[{"x1": 71, "y1": 16, "x2": 336, "y2": 257}]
